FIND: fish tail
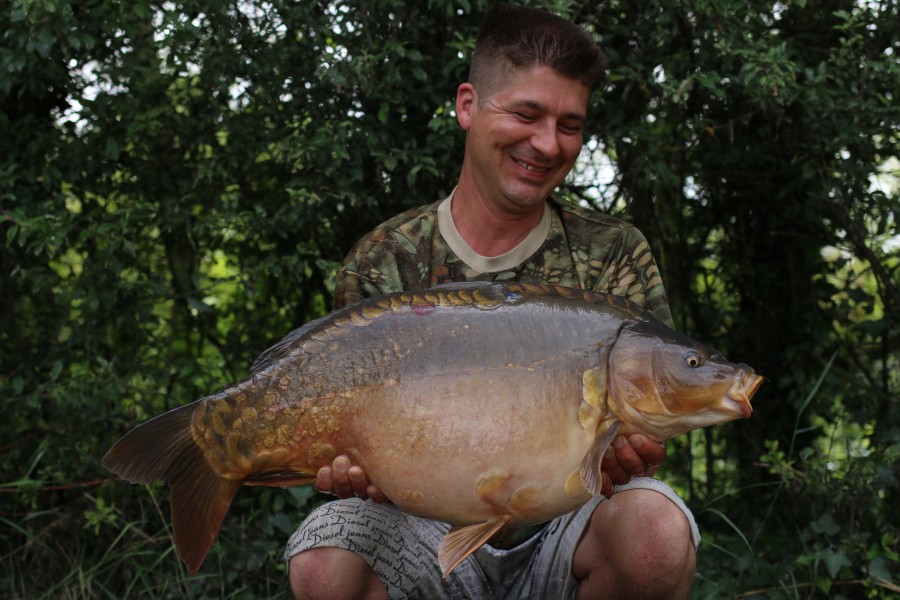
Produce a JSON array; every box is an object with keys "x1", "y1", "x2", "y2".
[
  {"x1": 102, "y1": 401, "x2": 241, "y2": 575},
  {"x1": 169, "y1": 446, "x2": 241, "y2": 574}
]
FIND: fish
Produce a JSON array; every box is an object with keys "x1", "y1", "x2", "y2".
[{"x1": 102, "y1": 282, "x2": 763, "y2": 577}]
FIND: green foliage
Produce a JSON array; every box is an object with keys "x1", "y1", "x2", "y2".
[
  {"x1": 577, "y1": 4, "x2": 899, "y2": 595},
  {"x1": 1, "y1": 0, "x2": 897, "y2": 597},
  {"x1": 688, "y1": 359, "x2": 900, "y2": 598}
]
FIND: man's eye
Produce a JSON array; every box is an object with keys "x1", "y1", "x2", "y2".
[{"x1": 514, "y1": 112, "x2": 536, "y2": 121}]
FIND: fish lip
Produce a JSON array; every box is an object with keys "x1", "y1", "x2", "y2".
[
  {"x1": 726, "y1": 396, "x2": 752, "y2": 419},
  {"x1": 726, "y1": 372, "x2": 764, "y2": 419}
]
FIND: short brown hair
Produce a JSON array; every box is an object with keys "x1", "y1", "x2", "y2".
[{"x1": 468, "y1": 5, "x2": 607, "y2": 99}]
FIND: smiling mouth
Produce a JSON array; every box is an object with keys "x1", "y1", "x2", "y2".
[{"x1": 513, "y1": 158, "x2": 552, "y2": 173}]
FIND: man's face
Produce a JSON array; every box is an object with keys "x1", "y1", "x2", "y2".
[{"x1": 457, "y1": 65, "x2": 590, "y2": 215}]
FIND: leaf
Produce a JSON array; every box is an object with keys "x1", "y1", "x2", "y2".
[
  {"x1": 823, "y1": 549, "x2": 851, "y2": 578},
  {"x1": 50, "y1": 360, "x2": 64, "y2": 381},
  {"x1": 703, "y1": 508, "x2": 755, "y2": 572},
  {"x1": 188, "y1": 297, "x2": 211, "y2": 314},
  {"x1": 104, "y1": 137, "x2": 119, "y2": 160},
  {"x1": 868, "y1": 556, "x2": 894, "y2": 584},
  {"x1": 269, "y1": 512, "x2": 296, "y2": 535},
  {"x1": 810, "y1": 512, "x2": 841, "y2": 537},
  {"x1": 6, "y1": 223, "x2": 19, "y2": 245}
]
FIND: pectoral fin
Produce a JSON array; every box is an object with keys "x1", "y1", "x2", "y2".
[
  {"x1": 438, "y1": 514, "x2": 512, "y2": 577},
  {"x1": 579, "y1": 365, "x2": 609, "y2": 430},
  {"x1": 582, "y1": 364, "x2": 608, "y2": 407},
  {"x1": 579, "y1": 420, "x2": 621, "y2": 496}
]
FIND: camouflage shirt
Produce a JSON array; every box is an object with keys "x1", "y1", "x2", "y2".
[{"x1": 334, "y1": 195, "x2": 672, "y2": 327}]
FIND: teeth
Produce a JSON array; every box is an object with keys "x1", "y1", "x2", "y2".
[{"x1": 514, "y1": 159, "x2": 549, "y2": 172}]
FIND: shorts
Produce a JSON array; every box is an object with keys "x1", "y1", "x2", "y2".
[{"x1": 284, "y1": 478, "x2": 699, "y2": 600}]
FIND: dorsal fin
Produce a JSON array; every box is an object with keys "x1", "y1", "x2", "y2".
[
  {"x1": 250, "y1": 282, "x2": 504, "y2": 373},
  {"x1": 249, "y1": 313, "x2": 332, "y2": 373}
]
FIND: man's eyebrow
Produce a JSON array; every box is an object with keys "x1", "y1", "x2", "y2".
[{"x1": 508, "y1": 99, "x2": 586, "y2": 122}]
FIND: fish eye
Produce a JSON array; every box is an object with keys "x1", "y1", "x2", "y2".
[{"x1": 685, "y1": 352, "x2": 703, "y2": 368}]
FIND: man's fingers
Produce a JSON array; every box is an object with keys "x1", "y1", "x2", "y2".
[
  {"x1": 348, "y1": 465, "x2": 369, "y2": 498},
  {"x1": 314, "y1": 459, "x2": 353, "y2": 497},
  {"x1": 600, "y1": 435, "x2": 668, "y2": 488},
  {"x1": 315, "y1": 466, "x2": 333, "y2": 493},
  {"x1": 367, "y1": 485, "x2": 388, "y2": 504},
  {"x1": 602, "y1": 444, "x2": 630, "y2": 486},
  {"x1": 629, "y1": 434, "x2": 666, "y2": 468},
  {"x1": 600, "y1": 472, "x2": 614, "y2": 498},
  {"x1": 315, "y1": 455, "x2": 387, "y2": 502},
  {"x1": 612, "y1": 436, "x2": 646, "y2": 477},
  {"x1": 331, "y1": 455, "x2": 355, "y2": 498}
]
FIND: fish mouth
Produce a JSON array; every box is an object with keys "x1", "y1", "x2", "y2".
[{"x1": 725, "y1": 371, "x2": 765, "y2": 419}]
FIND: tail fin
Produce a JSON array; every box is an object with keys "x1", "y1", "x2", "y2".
[{"x1": 102, "y1": 401, "x2": 241, "y2": 575}]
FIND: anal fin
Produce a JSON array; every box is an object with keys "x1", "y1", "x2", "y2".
[
  {"x1": 579, "y1": 420, "x2": 621, "y2": 496},
  {"x1": 438, "y1": 514, "x2": 512, "y2": 577},
  {"x1": 244, "y1": 469, "x2": 317, "y2": 487}
]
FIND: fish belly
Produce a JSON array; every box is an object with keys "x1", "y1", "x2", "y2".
[{"x1": 347, "y1": 363, "x2": 597, "y2": 526}]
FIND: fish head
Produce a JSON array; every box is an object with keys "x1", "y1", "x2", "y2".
[{"x1": 607, "y1": 319, "x2": 764, "y2": 440}]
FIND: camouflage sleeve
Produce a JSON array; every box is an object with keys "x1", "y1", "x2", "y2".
[
  {"x1": 333, "y1": 203, "x2": 439, "y2": 310},
  {"x1": 593, "y1": 225, "x2": 673, "y2": 328},
  {"x1": 333, "y1": 246, "x2": 405, "y2": 310}
]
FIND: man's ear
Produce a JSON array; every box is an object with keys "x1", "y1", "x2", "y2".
[{"x1": 456, "y1": 83, "x2": 477, "y2": 131}]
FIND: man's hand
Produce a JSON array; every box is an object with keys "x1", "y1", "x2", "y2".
[
  {"x1": 315, "y1": 455, "x2": 388, "y2": 503},
  {"x1": 599, "y1": 434, "x2": 666, "y2": 497}
]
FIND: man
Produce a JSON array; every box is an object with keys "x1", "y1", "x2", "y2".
[{"x1": 286, "y1": 5, "x2": 697, "y2": 599}]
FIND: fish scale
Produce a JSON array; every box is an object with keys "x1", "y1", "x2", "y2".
[{"x1": 102, "y1": 281, "x2": 763, "y2": 577}]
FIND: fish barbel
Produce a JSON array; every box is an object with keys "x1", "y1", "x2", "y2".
[{"x1": 102, "y1": 282, "x2": 763, "y2": 576}]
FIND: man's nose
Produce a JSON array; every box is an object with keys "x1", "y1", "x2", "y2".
[{"x1": 529, "y1": 121, "x2": 560, "y2": 158}]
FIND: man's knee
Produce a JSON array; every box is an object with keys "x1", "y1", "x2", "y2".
[
  {"x1": 614, "y1": 489, "x2": 695, "y2": 576},
  {"x1": 574, "y1": 488, "x2": 696, "y2": 599},
  {"x1": 289, "y1": 547, "x2": 388, "y2": 600}
]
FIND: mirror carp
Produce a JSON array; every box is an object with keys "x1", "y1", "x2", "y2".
[{"x1": 102, "y1": 282, "x2": 763, "y2": 577}]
